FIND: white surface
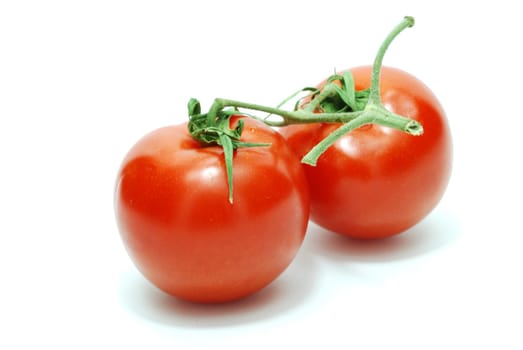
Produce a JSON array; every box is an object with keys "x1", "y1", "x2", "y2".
[{"x1": 1, "y1": 1, "x2": 522, "y2": 349}]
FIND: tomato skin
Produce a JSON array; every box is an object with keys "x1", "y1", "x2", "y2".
[
  {"x1": 280, "y1": 66, "x2": 452, "y2": 239},
  {"x1": 115, "y1": 117, "x2": 309, "y2": 303}
]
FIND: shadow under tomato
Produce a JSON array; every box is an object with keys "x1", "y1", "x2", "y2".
[
  {"x1": 118, "y1": 245, "x2": 318, "y2": 328},
  {"x1": 307, "y1": 208, "x2": 461, "y2": 263}
]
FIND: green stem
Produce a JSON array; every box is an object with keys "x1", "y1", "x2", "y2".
[
  {"x1": 189, "y1": 16, "x2": 421, "y2": 203},
  {"x1": 207, "y1": 97, "x2": 365, "y2": 126},
  {"x1": 369, "y1": 16, "x2": 415, "y2": 105},
  {"x1": 302, "y1": 16, "x2": 419, "y2": 165},
  {"x1": 302, "y1": 105, "x2": 422, "y2": 165}
]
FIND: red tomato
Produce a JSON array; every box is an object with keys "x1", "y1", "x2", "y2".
[
  {"x1": 280, "y1": 66, "x2": 452, "y2": 239},
  {"x1": 115, "y1": 116, "x2": 309, "y2": 303}
]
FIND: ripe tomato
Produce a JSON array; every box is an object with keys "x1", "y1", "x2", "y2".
[
  {"x1": 280, "y1": 66, "x2": 452, "y2": 239},
  {"x1": 115, "y1": 116, "x2": 309, "y2": 303}
]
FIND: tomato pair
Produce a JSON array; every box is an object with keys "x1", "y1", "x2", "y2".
[
  {"x1": 114, "y1": 66, "x2": 451, "y2": 302},
  {"x1": 114, "y1": 17, "x2": 452, "y2": 303}
]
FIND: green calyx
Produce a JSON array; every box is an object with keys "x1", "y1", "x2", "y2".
[
  {"x1": 187, "y1": 16, "x2": 421, "y2": 204},
  {"x1": 301, "y1": 72, "x2": 370, "y2": 114},
  {"x1": 188, "y1": 98, "x2": 270, "y2": 204}
]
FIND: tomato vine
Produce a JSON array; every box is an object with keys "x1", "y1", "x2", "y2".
[{"x1": 188, "y1": 16, "x2": 421, "y2": 203}]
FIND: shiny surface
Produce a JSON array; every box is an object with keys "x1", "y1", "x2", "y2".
[
  {"x1": 281, "y1": 66, "x2": 452, "y2": 238},
  {"x1": 115, "y1": 117, "x2": 310, "y2": 302}
]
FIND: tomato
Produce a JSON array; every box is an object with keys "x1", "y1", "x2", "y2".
[
  {"x1": 280, "y1": 66, "x2": 452, "y2": 239},
  {"x1": 115, "y1": 116, "x2": 309, "y2": 303}
]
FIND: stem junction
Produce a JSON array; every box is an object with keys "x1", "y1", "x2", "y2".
[{"x1": 188, "y1": 16, "x2": 421, "y2": 203}]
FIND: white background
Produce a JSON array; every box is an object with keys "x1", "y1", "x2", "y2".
[{"x1": 1, "y1": 1, "x2": 522, "y2": 349}]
